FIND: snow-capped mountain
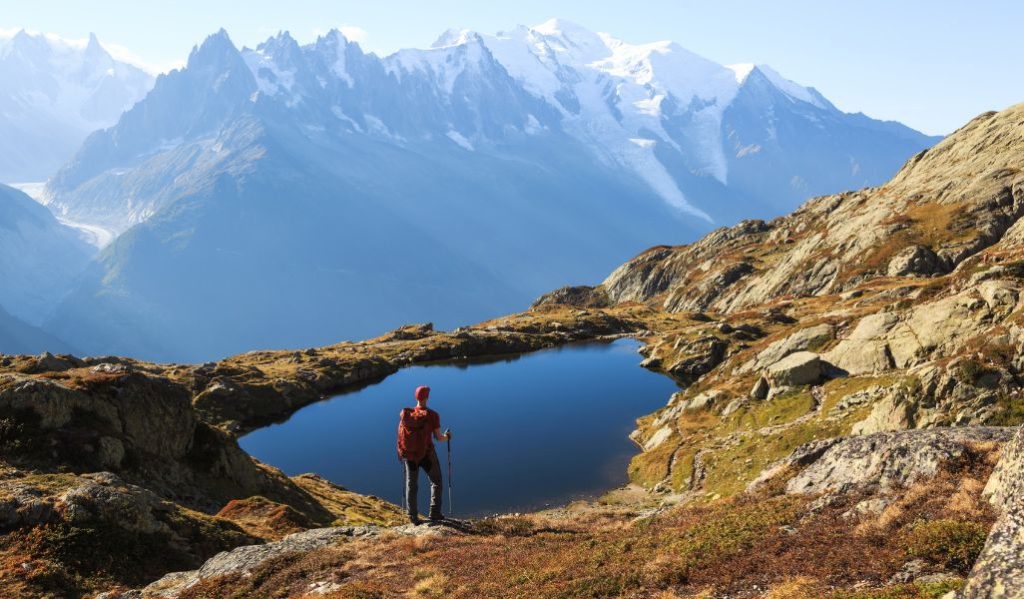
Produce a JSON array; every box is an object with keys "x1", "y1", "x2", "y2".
[
  {"x1": 0, "y1": 29, "x2": 154, "y2": 182},
  {"x1": 49, "y1": 21, "x2": 937, "y2": 235},
  {"x1": 0, "y1": 183, "x2": 94, "y2": 326},
  {"x1": 42, "y1": 22, "x2": 939, "y2": 362}
]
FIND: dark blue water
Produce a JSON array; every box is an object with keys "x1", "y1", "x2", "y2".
[{"x1": 240, "y1": 339, "x2": 679, "y2": 517}]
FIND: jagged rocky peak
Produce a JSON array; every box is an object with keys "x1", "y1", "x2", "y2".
[
  {"x1": 0, "y1": 28, "x2": 155, "y2": 181},
  {"x1": 431, "y1": 27, "x2": 480, "y2": 48},
  {"x1": 187, "y1": 27, "x2": 243, "y2": 68},
  {"x1": 39, "y1": 20, "x2": 939, "y2": 361}
]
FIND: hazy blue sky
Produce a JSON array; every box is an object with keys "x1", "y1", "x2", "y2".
[{"x1": 4, "y1": 0, "x2": 1021, "y2": 135}]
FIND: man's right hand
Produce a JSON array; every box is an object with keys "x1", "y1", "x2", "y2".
[{"x1": 444, "y1": 429, "x2": 453, "y2": 441}]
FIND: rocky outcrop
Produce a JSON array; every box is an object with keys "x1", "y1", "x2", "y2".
[
  {"x1": 784, "y1": 427, "x2": 1014, "y2": 496},
  {"x1": 764, "y1": 351, "x2": 827, "y2": 387},
  {"x1": 887, "y1": 244, "x2": 946, "y2": 277},
  {"x1": 0, "y1": 470, "x2": 256, "y2": 588},
  {"x1": 665, "y1": 336, "x2": 728, "y2": 381},
  {"x1": 596, "y1": 105, "x2": 1024, "y2": 316},
  {"x1": 0, "y1": 369, "x2": 330, "y2": 518},
  {"x1": 142, "y1": 523, "x2": 461, "y2": 598},
  {"x1": 143, "y1": 526, "x2": 383, "y2": 597},
  {"x1": 740, "y1": 323, "x2": 835, "y2": 374},
  {"x1": 962, "y1": 426, "x2": 1024, "y2": 597},
  {"x1": 531, "y1": 285, "x2": 611, "y2": 309}
]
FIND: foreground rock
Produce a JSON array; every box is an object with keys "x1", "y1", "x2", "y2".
[
  {"x1": 143, "y1": 526, "x2": 381, "y2": 597},
  {"x1": 784, "y1": 427, "x2": 1014, "y2": 496},
  {"x1": 962, "y1": 426, "x2": 1024, "y2": 597}
]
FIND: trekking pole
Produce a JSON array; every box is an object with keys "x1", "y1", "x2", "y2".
[
  {"x1": 447, "y1": 437, "x2": 454, "y2": 518},
  {"x1": 401, "y1": 459, "x2": 407, "y2": 514}
]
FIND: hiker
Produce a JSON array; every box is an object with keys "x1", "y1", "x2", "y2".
[{"x1": 397, "y1": 385, "x2": 451, "y2": 525}]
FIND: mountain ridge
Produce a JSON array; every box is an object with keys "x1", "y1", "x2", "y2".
[
  {"x1": 37, "y1": 22, "x2": 940, "y2": 362},
  {"x1": 48, "y1": 21, "x2": 939, "y2": 233}
]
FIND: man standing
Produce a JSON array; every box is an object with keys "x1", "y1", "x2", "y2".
[{"x1": 397, "y1": 385, "x2": 451, "y2": 525}]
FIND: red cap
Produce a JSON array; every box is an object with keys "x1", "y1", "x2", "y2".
[{"x1": 415, "y1": 386, "x2": 431, "y2": 401}]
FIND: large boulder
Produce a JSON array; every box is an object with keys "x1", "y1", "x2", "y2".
[
  {"x1": 824, "y1": 312, "x2": 898, "y2": 375},
  {"x1": 785, "y1": 427, "x2": 1014, "y2": 496},
  {"x1": 740, "y1": 323, "x2": 835, "y2": 373},
  {"x1": 764, "y1": 351, "x2": 827, "y2": 387}
]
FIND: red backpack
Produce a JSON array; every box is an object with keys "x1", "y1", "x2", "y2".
[{"x1": 397, "y1": 407, "x2": 434, "y2": 462}]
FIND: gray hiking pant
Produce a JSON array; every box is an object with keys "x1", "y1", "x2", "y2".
[{"x1": 404, "y1": 447, "x2": 442, "y2": 519}]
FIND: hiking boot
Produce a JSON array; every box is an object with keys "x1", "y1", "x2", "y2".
[
  {"x1": 409, "y1": 515, "x2": 422, "y2": 526},
  {"x1": 428, "y1": 514, "x2": 445, "y2": 523}
]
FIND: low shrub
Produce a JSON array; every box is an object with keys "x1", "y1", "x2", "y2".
[{"x1": 903, "y1": 519, "x2": 987, "y2": 573}]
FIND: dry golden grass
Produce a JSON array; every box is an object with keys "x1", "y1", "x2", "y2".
[
  {"x1": 764, "y1": 576, "x2": 828, "y2": 598},
  {"x1": 168, "y1": 439, "x2": 1005, "y2": 599}
]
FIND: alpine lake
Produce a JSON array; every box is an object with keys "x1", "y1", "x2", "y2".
[{"x1": 240, "y1": 339, "x2": 680, "y2": 517}]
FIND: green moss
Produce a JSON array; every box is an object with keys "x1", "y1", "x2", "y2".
[
  {"x1": 670, "y1": 449, "x2": 695, "y2": 492},
  {"x1": 903, "y1": 519, "x2": 988, "y2": 573},
  {"x1": 828, "y1": 578, "x2": 963, "y2": 598},
  {"x1": 987, "y1": 393, "x2": 1024, "y2": 426},
  {"x1": 722, "y1": 388, "x2": 815, "y2": 433},
  {"x1": 702, "y1": 418, "x2": 844, "y2": 497},
  {"x1": 916, "y1": 578, "x2": 965, "y2": 597},
  {"x1": 956, "y1": 359, "x2": 994, "y2": 386}
]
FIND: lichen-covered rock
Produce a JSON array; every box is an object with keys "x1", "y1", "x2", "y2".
[
  {"x1": 824, "y1": 312, "x2": 898, "y2": 375},
  {"x1": 58, "y1": 472, "x2": 169, "y2": 535},
  {"x1": 0, "y1": 484, "x2": 56, "y2": 529},
  {"x1": 962, "y1": 426, "x2": 1024, "y2": 597},
  {"x1": 143, "y1": 527, "x2": 379, "y2": 597},
  {"x1": 785, "y1": 427, "x2": 1014, "y2": 496},
  {"x1": 141, "y1": 524, "x2": 452, "y2": 598}
]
